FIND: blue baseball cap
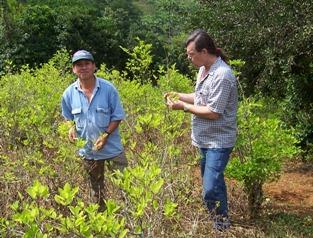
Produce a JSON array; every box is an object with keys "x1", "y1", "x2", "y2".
[{"x1": 72, "y1": 50, "x2": 94, "y2": 64}]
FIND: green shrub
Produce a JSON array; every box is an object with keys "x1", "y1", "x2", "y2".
[{"x1": 227, "y1": 98, "x2": 300, "y2": 218}]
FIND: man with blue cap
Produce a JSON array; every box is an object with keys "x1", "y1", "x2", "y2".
[{"x1": 61, "y1": 49, "x2": 127, "y2": 211}]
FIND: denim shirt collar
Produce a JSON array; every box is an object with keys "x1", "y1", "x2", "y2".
[{"x1": 74, "y1": 75, "x2": 100, "y2": 92}]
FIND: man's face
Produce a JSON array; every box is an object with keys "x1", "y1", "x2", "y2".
[
  {"x1": 72, "y1": 60, "x2": 95, "y2": 80},
  {"x1": 186, "y1": 41, "x2": 206, "y2": 68}
]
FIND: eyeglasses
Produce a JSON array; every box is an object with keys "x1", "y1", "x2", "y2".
[
  {"x1": 187, "y1": 52, "x2": 196, "y2": 60},
  {"x1": 187, "y1": 49, "x2": 206, "y2": 60}
]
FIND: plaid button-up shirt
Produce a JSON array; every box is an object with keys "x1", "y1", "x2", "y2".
[{"x1": 191, "y1": 57, "x2": 238, "y2": 148}]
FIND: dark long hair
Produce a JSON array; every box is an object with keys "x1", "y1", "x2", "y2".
[{"x1": 185, "y1": 29, "x2": 227, "y2": 62}]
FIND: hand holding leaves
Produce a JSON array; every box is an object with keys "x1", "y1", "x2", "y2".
[
  {"x1": 164, "y1": 91, "x2": 180, "y2": 103},
  {"x1": 68, "y1": 125, "x2": 77, "y2": 142},
  {"x1": 93, "y1": 132, "x2": 109, "y2": 151},
  {"x1": 164, "y1": 91, "x2": 184, "y2": 110}
]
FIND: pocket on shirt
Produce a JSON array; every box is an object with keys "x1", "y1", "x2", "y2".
[
  {"x1": 199, "y1": 89, "x2": 209, "y2": 105},
  {"x1": 96, "y1": 107, "x2": 110, "y2": 128},
  {"x1": 72, "y1": 107, "x2": 84, "y2": 129}
]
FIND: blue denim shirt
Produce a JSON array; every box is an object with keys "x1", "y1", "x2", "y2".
[{"x1": 61, "y1": 77, "x2": 125, "y2": 160}]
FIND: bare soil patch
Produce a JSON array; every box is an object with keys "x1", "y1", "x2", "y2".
[{"x1": 263, "y1": 161, "x2": 313, "y2": 215}]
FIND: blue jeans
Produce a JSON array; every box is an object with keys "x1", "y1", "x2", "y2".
[{"x1": 200, "y1": 147, "x2": 232, "y2": 217}]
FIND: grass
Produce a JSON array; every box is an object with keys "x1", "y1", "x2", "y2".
[{"x1": 260, "y1": 212, "x2": 313, "y2": 238}]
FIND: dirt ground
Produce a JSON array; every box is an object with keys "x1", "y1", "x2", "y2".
[
  {"x1": 193, "y1": 160, "x2": 313, "y2": 216},
  {"x1": 263, "y1": 161, "x2": 313, "y2": 215},
  {"x1": 188, "y1": 160, "x2": 313, "y2": 237}
]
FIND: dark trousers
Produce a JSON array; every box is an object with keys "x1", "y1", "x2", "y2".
[{"x1": 83, "y1": 152, "x2": 127, "y2": 211}]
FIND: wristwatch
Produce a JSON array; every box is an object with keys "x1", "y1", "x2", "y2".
[
  {"x1": 100, "y1": 131, "x2": 110, "y2": 140},
  {"x1": 183, "y1": 103, "x2": 191, "y2": 112}
]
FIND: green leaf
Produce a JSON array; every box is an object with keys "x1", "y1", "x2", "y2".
[
  {"x1": 150, "y1": 179, "x2": 164, "y2": 194},
  {"x1": 54, "y1": 183, "x2": 78, "y2": 206},
  {"x1": 26, "y1": 180, "x2": 49, "y2": 199}
]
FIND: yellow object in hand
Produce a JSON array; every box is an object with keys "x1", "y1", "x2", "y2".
[
  {"x1": 92, "y1": 132, "x2": 110, "y2": 151},
  {"x1": 166, "y1": 91, "x2": 179, "y2": 102}
]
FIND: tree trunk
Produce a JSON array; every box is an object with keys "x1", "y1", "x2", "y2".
[{"x1": 246, "y1": 181, "x2": 263, "y2": 219}]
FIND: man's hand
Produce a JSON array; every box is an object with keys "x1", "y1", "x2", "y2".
[
  {"x1": 164, "y1": 91, "x2": 184, "y2": 110},
  {"x1": 68, "y1": 125, "x2": 77, "y2": 142},
  {"x1": 93, "y1": 132, "x2": 109, "y2": 151},
  {"x1": 166, "y1": 99, "x2": 184, "y2": 110},
  {"x1": 164, "y1": 91, "x2": 180, "y2": 103}
]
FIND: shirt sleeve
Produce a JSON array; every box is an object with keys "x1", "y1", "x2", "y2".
[
  {"x1": 206, "y1": 78, "x2": 232, "y2": 114},
  {"x1": 109, "y1": 87, "x2": 125, "y2": 121},
  {"x1": 61, "y1": 92, "x2": 74, "y2": 121}
]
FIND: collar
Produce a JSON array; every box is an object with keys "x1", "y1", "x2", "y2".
[
  {"x1": 74, "y1": 75, "x2": 100, "y2": 91},
  {"x1": 207, "y1": 56, "x2": 222, "y2": 76},
  {"x1": 198, "y1": 57, "x2": 222, "y2": 82}
]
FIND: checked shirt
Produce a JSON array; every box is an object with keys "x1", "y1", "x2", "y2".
[{"x1": 191, "y1": 57, "x2": 238, "y2": 148}]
